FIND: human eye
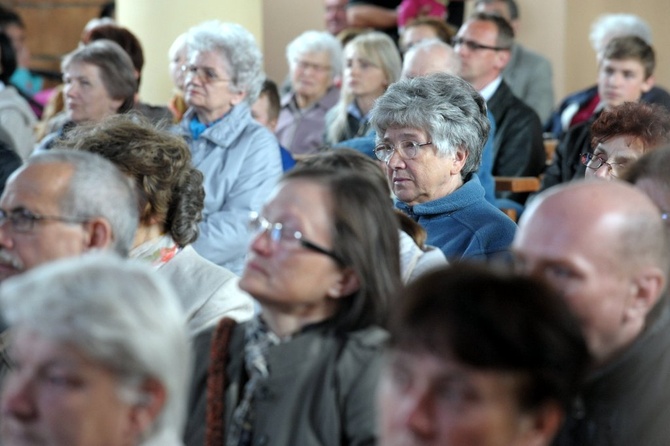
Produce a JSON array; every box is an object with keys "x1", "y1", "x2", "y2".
[
  {"x1": 359, "y1": 59, "x2": 373, "y2": 69},
  {"x1": 388, "y1": 358, "x2": 413, "y2": 391},
  {"x1": 346, "y1": 58, "x2": 354, "y2": 68},
  {"x1": 544, "y1": 264, "x2": 578, "y2": 281},
  {"x1": 41, "y1": 368, "x2": 83, "y2": 389},
  {"x1": 204, "y1": 68, "x2": 219, "y2": 82}
]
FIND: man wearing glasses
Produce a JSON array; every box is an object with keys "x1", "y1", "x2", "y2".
[
  {"x1": 370, "y1": 72, "x2": 516, "y2": 261},
  {"x1": 0, "y1": 150, "x2": 138, "y2": 282},
  {"x1": 454, "y1": 12, "x2": 545, "y2": 206}
]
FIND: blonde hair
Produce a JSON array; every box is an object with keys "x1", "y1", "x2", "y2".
[{"x1": 326, "y1": 32, "x2": 401, "y2": 144}]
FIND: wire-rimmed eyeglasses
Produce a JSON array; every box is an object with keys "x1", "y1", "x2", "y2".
[
  {"x1": 374, "y1": 140, "x2": 433, "y2": 163},
  {"x1": 580, "y1": 152, "x2": 627, "y2": 175},
  {"x1": 248, "y1": 212, "x2": 344, "y2": 265},
  {"x1": 0, "y1": 208, "x2": 88, "y2": 233}
]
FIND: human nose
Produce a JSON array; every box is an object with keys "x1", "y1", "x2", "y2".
[
  {"x1": 593, "y1": 162, "x2": 612, "y2": 179},
  {"x1": 249, "y1": 226, "x2": 274, "y2": 256},
  {"x1": 398, "y1": 388, "x2": 436, "y2": 438},
  {"x1": 386, "y1": 147, "x2": 406, "y2": 169},
  {"x1": 1, "y1": 372, "x2": 37, "y2": 421}
]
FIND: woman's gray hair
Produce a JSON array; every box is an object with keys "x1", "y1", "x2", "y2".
[
  {"x1": 0, "y1": 253, "x2": 191, "y2": 445},
  {"x1": 62, "y1": 39, "x2": 137, "y2": 113},
  {"x1": 186, "y1": 20, "x2": 264, "y2": 103},
  {"x1": 26, "y1": 150, "x2": 139, "y2": 257},
  {"x1": 589, "y1": 14, "x2": 653, "y2": 56},
  {"x1": 286, "y1": 30, "x2": 343, "y2": 81},
  {"x1": 370, "y1": 72, "x2": 490, "y2": 176}
]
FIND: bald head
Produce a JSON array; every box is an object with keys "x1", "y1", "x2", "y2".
[
  {"x1": 401, "y1": 39, "x2": 461, "y2": 79},
  {"x1": 514, "y1": 180, "x2": 668, "y2": 365}
]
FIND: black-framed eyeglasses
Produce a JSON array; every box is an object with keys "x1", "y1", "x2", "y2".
[
  {"x1": 0, "y1": 208, "x2": 88, "y2": 233},
  {"x1": 374, "y1": 140, "x2": 433, "y2": 163},
  {"x1": 580, "y1": 152, "x2": 626, "y2": 175},
  {"x1": 452, "y1": 37, "x2": 510, "y2": 52},
  {"x1": 248, "y1": 212, "x2": 344, "y2": 265},
  {"x1": 181, "y1": 64, "x2": 230, "y2": 84}
]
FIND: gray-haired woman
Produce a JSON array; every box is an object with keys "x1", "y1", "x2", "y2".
[
  {"x1": 174, "y1": 21, "x2": 283, "y2": 275},
  {"x1": 275, "y1": 30, "x2": 343, "y2": 155}
]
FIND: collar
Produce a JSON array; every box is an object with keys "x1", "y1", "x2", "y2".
[{"x1": 479, "y1": 76, "x2": 503, "y2": 102}]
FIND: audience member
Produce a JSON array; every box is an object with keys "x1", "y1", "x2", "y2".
[
  {"x1": 276, "y1": 30, "x2": 342, "y2": 155},
  {"x1": 84, "y1": 24, "x2": 172, "y2": 125},
  {"x1": 399, "y1": 17, "x2": 456, "y2": 54},
  {"x1": 298, "y1": 147, "x2": 447, "y2": 282},
  {"x1": 184, "y1": 168, "x2": 402, "y2": 445},
  {"x1": 325, "y1": 31, "x2": 401, "y2": 145},
  {"x1": 401, "y1": 38, "x2": 496, "y2": 205},
  {"x1": 174, "y1": 20, "x2": 282, "y2": 275},
  {"x1": 540, "y1": 36, "x2": 657, "y2": 191},
  {"x1": 0, "y1": 149, "x2": 138, "y2": 283},
  {"x1": 370, "y1": 72, "x2": 516, "y2": 260},
  {"x1": 0, "y1": 31, "x2": 34, "y2": 160},
  {"x1": 0, "y1": 253, "x2": 190, "y2": 446},
  {"x1": 513, "y1": 180, "x2": 670, "y2": 445},
  {"x1": 546, "y1": 13, "x2": 670, "y2": 138},
  {"x1": 325, "y1": 0, "x2": 349, "y2": 36},
  {"x1": 583, "y1": 102, "x2": 670, "y2": 181},
  {"x1": 36, "y1": 39, "x2": 137, "y2": 151},
  {"x1": 68, "y1": 115, "x2": 255, "y2": 336},
  {"x1": 167, "y1": 32, "x2": 188, "y2": 122},
  {"x1": 251, "y1": 79, "x2": 296, "y2": 171},
  {"x1": 455, "y1": 12, "x2": 545, "y2": 205},
  {"x1": 625, "y1": 145, "x2": 670, "y2": 219},
  {"x1": 0, "y1": 5, "x2": 43, "y2": 102},
  {"x1": 378, "y1": 263, "x2": 589, "y2": 446},
  {"x1": 474, "y1": 0, "x2": 554, "y2": 123}
]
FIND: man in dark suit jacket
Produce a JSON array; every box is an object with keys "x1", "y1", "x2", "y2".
[{"x1": 455, "y1": 11, "x2": 545, "y2": 205}]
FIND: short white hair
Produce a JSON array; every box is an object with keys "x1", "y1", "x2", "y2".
[
  {"x1": 0, "y1": 253, "x2": 191, "y2": 446},
  {"x1": 286, "y1": 30, "x2": 343, "y2": 81},
  {"x1": 589, "y1": 14, "x2": 652, "y2": 55}
]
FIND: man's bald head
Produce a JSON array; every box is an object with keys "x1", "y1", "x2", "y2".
[
  {"x1": 514, "y1": 180, "x2": 668, "y2": 365},
  {"x1": 401, "y1": 38, "x2": 461, "y2": 79}
]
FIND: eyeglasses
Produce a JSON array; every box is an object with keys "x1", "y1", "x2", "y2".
[
  {"x1": 294, "y1": 60, "x2": 331, "y2": 73},
  {"x1": 580, "y1": 152, "x2": 627, "y2": 175},
  {"x1": 374, "y1": 140, "x2": 433, "y2": 163},
  {"x1": 452, "y1": 37, "x2": 510, "y2": 52},
  {"x1": 181, "y1": 64, "x2": 230, "y2": 84},
  {"x1": 248, "y1": 212, "x2": 344, "y2": 265},
  {"x1": 0, "y1": 208, "x2": 87, "y2": 233}
]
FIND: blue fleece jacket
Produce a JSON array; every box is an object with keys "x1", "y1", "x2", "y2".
[{"x1": 395, "y1": 174, "x2": 516, "y2": 261}]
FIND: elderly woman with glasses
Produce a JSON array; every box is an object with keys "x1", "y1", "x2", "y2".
[
  {"x1": 184, "y1": 167, "x2": 402, "y2": 446},
  {"x1": 371, "y1": 72, "x2": 516, "y2": 260},
  {"x1": 581, "y1": 102, "x2": 670, "y2": 181},
  {"x1": 275, "y1": 30, "x2": 343, "y2": 155},
  {"x1": 174, "y1": 21, "x2": 282, "y2": 275}
]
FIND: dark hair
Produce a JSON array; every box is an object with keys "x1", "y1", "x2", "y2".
[
  {"x1": 0, "y1": 31, "x2": 16, "y2": 83},
  {"x1": 0, "y1": 5, "x2": 23, "y2": 30},
  {"x1": 281, "y1": 167, "x2": 401, "y2": 332},
  {"x1": 259, "y1": 79, "x2": 280, "y2": 122},
  {"x1": 297, "y1": 147, "x2": 390, "y2": 194},
  {"x1": 468, "y1": 11, "x2": 515, "y2": 48},
  {"x1": 85, "y1": 24, "x2": 144, "y2": 89},
  {"x1": 389, "y1": 263, "x2": 589, "y2": 411},
  {"x1": 591, "y1": 102, "x2": 670, "y2": 151},
  {"x1": 474, "y1": 0, "x2": 519, "y2": 20},
  {"x1": 99, "y1": 1, "x2": 115, "y2": 19},
  {"x1": 602, "y1": 35, "x2": 655, "y2": 79},
  {"x1": 66, "y1": 114, "x2": 205, "y2": 247}
]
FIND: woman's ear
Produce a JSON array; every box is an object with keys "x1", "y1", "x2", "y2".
[{"x1": 327, "y1": 267, "x2": 360, "y2": 299}]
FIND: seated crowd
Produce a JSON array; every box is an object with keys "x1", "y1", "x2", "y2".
[{"x1": 0, "y1": 1, "x2": 670, "y2": 446}]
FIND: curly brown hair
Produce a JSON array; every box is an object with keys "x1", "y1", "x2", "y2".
[
  {"x1": 66, "y1": 114, "x2": 205, "y2": 246},
  {"x1": 590, "y1": 102, "x2": 670, "y2": 151}
]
